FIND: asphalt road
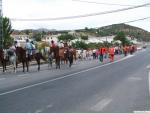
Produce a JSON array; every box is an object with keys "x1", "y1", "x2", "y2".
[{"x1": 0, "y1": 48, "x2": 150, "y2": 113}]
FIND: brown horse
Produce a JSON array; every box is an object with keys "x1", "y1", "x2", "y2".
[
  {"x1": 71, "y1": 48, "x2": 77, "y2": 62},
  {"x1": 49, "y1": 46, "x2": 60, "y2": 69},
  {"x1": 16, "y1": 47, "x2": 46, "y2": 72}
]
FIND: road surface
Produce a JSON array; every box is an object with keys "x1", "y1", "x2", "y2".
[{"x1": 0, "y1": 48, "x2": 149, "y2": 113}]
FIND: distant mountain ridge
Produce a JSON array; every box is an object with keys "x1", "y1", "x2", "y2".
[
  {"x1": 78, "y1": 24, "x2": 150, "y2": 41},
  {"x1": 13, "y1": 24, "x2": 150, "y2": 41}
]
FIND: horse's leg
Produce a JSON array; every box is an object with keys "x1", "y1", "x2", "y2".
[
  {"x1": 58, "y1": 57, "x2": 60, "y2": 69},
  {"x1": 2, "y1": 61, "x2": 5, "y2": 72},
  {"x1": 56, "y1": 60, "x2": 57, "y2": 69},
  {"x1": 36, "y1": 53, "x2": 41, "y2": 71},
  {"x1": 4, "y1": 60, "x2": 6, "y2": 72},
  {"x1": 14, "y1": 59, "x2": 16, "y2": 73},
  {"x1": 22, "y1": 61, "x2": 25, "y2": 72},
  {"x1": 48, "y1": 58, "x2": 50, "y2": 68},
  {"x1": 37, "y1": 60, "x2": 40, "y2": 71},
  {"x1": 49, "y1": 58, "x2": 52, "y2": 68},
  {"x1": 69, "y1": 57, "x2": 71, "y2": 67},
  {"x1": 26, "y1": 61, "x2": 29, "y2": 72},
  {"x1": 56, "y1": 58, "x2": 59, "y2": 69}
]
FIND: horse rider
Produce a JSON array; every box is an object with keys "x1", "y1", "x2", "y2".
[
  {"x1": 50, "y1": 40, "x2": 56, "y2": 48},
  {"x1": 25, "y1": 39, "x2": 33, "y2": 59},
  {"x1": 14, "y1": 40, "x2": 20, "y2": 48}
]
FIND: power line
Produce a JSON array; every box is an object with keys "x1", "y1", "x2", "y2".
[
  {"x1": 11, "y1": 2, "x2": 150, "y2": 21},
  {"x1": 72, "y1": 0, "x2": 134, "y2": 7},
  {"x1": 72, "y1": 0, "x2": 150, "y2": 7},
  {"x1": 123, "y1": 17, "x2": 150, "y2": 24}
]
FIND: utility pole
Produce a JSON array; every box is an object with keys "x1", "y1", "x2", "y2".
[{"x1": 0, "y1": 0, "x2": 3, "y2": 49}]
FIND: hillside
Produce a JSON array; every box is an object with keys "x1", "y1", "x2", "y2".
[
  {"x1": 75, "y1": 24, "x2": 150, "y2": 41},
  {"x1": 13, "y1": 24, "x2": 150, "y2": 41}
]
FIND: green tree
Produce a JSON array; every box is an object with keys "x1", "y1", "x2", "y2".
[
  {"x1": 72, "y1": 41, "x2": 88, "y2": 49},
  {"x1": 57, "y1": 33, "x2": 76, "y2": 43},
  {"x1": 32, "y1": 32, "x2": 42, "y2": 42},
  {"x1": 2, "y1": 17, "x2": 14, "y2": 48},
  {"x1": 80, "y1": 35, "x2": 88, "y2": 40},
  {"x1": 3, "y1": 17, "x2": 14, "y2": 48},
  {"x1": 114, "y1": 31, "x2": 129, "y2": 46}
]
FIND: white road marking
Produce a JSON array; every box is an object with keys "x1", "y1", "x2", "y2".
[
  {"x1": 0, "y1": 78, "x2": 6, "y2": 81},
  {"x1": 0, "y1": 55, "x2": 134, "y2": 96},
  {"x1": 17, "y1": 74, "x2": 28, "y2": 77},
  {"x1": 133, "y1": 111, "x2": 150, "y2": 113},
  {"x1": 128, "y1": 77, "x2": 142, "y2": 81},
  {"x1": 46, "y1": 104, "x2": 53, "y2": 108},
  {"x1": 146, "y1": 64, "x2": 150, "y2": 69},
  {"x1": 35, "y1": 109, "x2": 43, "y2": 113},
  {"x1": 91, "y1": 98, "x2": 112, "y2": 111}
]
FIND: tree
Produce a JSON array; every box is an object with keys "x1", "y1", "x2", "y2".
[
  {"x1": 114, "y1": 31, "x2": 129, "y2": 46},
  {"x1": 32, "y1": 32, "x2": 42, "y2": 42},
  {"x1": 80, "y1": 35, "x2": 88, "y2": 40},
  {"x1": 72, "y1": 41, "x2": 88, "y2": 49},
  {"x1": 2, "y1": 17, "x2": 14, "y2": 48},
  {"x1": 57, "y1": 33, "x2": 76, "y2": 43}
]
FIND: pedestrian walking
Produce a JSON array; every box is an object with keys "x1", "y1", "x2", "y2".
[{"x1": 109, "y1": 46, "x2": 115, "y2": 62}]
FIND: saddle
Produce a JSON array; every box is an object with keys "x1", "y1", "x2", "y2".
[{"x1": 7, "y1": 50, "x2": 14, "y2": 56}]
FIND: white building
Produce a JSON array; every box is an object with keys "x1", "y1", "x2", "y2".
[
  {"x1": 11, "y1": 34, "x2": 31, "y2": 47},
  {"x1": 41, "y1": 34, "x2": 61, "y2": 44},
  {"x1": 86, "y1": 35, "x2": 114, "y2": 44}
]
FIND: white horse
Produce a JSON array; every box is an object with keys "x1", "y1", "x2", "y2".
[{"x1": 3, "y1": 48, "x2": 17, "y2": 73}]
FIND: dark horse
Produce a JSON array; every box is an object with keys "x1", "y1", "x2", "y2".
[
  {"x1": 49, "y1": 46, "x2": 60, "y2": 69},
  {"x1": 0, "y1": 49, "x2": 6, "y2": 72},
  {"x1": 65, "y1": 47, "x2": 74, "y2": 67},
  {"x1": 16, "y1": 47, "x2": 46, "y2": 72}
]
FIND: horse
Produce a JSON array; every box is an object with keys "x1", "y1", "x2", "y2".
[
  {"x1": 59, "y1": 47, "x2": 69, "y2": 64},
  {"x1": 48, "y1": 51, "x2": 53, "y2": 68},
  {"x1": 71, "y1": 48, "x2": 77, "y2": 63},
  {"x1": 65, "y1": 48, "x2": 74, "y2": 67},
  {"x1": 0, "y1": 49, "x2": 6, "y2": 72},
  {"x1": 0, "y1": 49, "x2": 17, "y2": 73},
  {"x1": 3, "y1": 49, "x2": 17, "y2": 73},
  {"x1": 16, "y1": 47, "x2": 46, "y2": 72},
  {"x1": 49, "y1": 46, "x2": 60, "y2": 69}
]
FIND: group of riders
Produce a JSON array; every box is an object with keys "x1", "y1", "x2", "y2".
[
  {"x1": 0, "y1": 38, "x2": 137, "y2": 73},
  {"x1": 0, "y1": 39, "x2": 76, "y2": 72}
]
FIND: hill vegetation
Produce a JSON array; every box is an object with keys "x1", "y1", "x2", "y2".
[
  {"x1": 13, "y1": 24, "x2": 150, "y2": 42},
  {"x1": 76, "y1": 24, "x2": 150, "y2": 41}
]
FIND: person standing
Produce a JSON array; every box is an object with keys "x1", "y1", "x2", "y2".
[
  {"x1": 99, "y1": 47, "x2": 105, "y2": 62},
  {"x1": 109, "y1": 46, "x2": 115, "y2": 62}
]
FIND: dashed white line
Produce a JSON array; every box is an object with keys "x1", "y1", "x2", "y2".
[
  {"x1": 17, "y1": 74, "x2": 28, "y2": 77},
  {"x1": 0, "y1": 55, "x2": 134, "y2": 96},
  {"x1": 34, "y1": 109, "x2": 43, "y2": 113},
  {"x1": 146, "y1": 64, "x2": 150, "y2": 69},
  {"x1": 128, "y1": 77, "x2": 142, "y2": 81},
  {"x1": 91, "y1": 98, "x2": 112, "y2": 112},
  {"x1": 46, "y1": 104, "x2": 53, "y2": 108}
]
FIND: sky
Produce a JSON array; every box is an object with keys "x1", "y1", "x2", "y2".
[{"x1": 2, "y1": 0, "x2": 150, "y2": 31}]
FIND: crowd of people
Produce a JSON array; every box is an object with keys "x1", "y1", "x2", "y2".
[
  {"x1": 77, "y1": 45, "x2": 137, "y2": 63},
  {"x1": 6, "y1": 39, "x2": 137, "y2": 65}
]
